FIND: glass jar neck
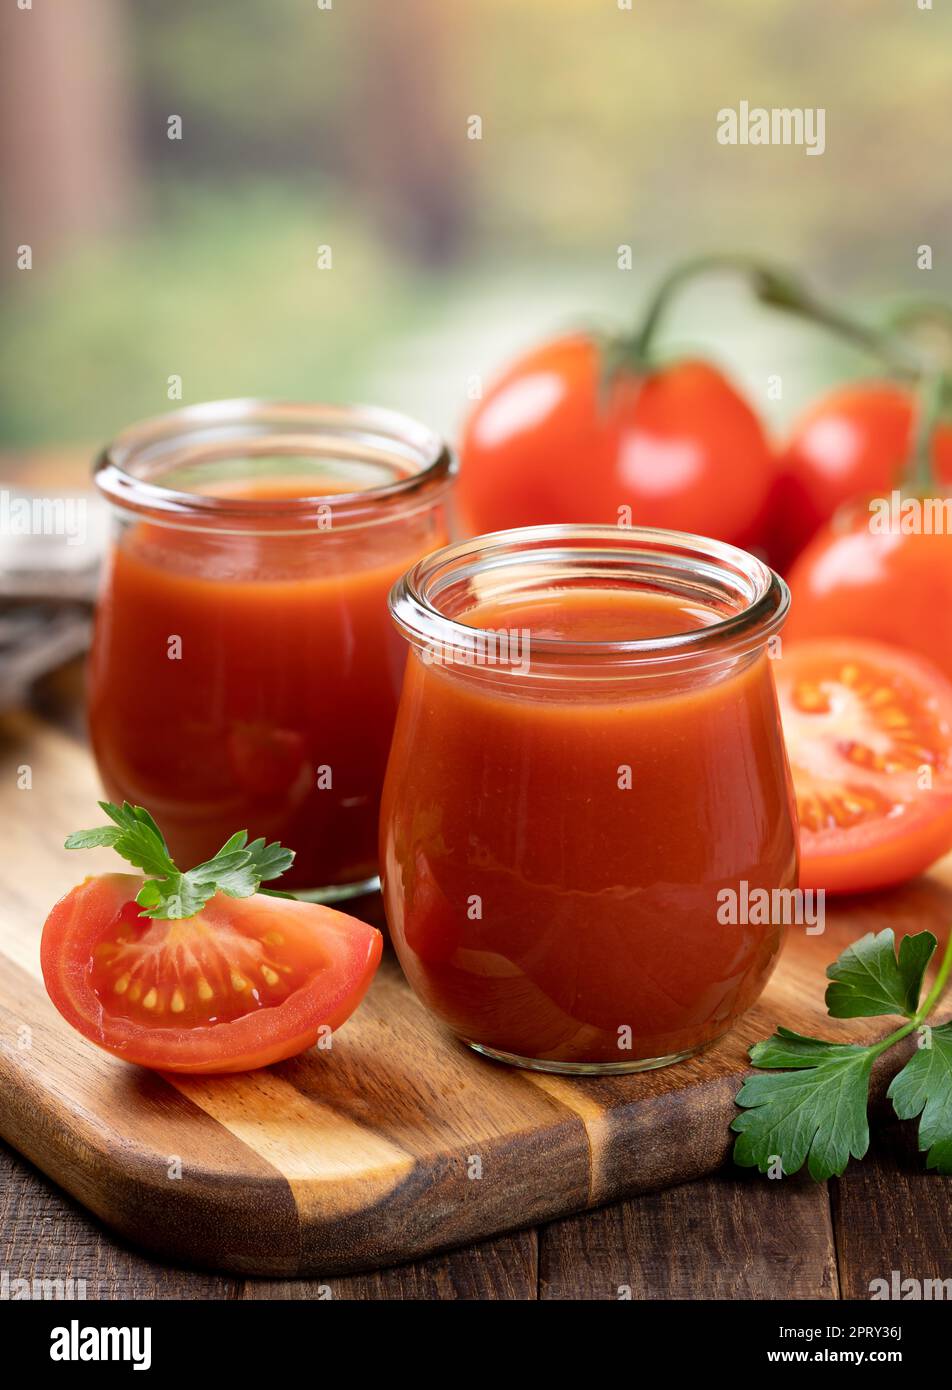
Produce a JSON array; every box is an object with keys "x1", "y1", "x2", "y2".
[
  {"x1": 94, "y1": 399, "x2": 455, "y2": 535},
  {"x1": 389, "y1": 525, "x2": 790, "y2": 686}
]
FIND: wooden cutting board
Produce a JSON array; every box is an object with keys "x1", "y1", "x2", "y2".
[{"x1": 1, "y1": 708, "x2": 950, "y2": 1277}]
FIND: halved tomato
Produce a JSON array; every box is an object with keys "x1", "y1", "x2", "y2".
[
  {"x1": 41, "y1": 874, "x2": 382, "y2": 1073},
  {"x1": 777, "y1": 640, "x2": 952, "y2": 894}
]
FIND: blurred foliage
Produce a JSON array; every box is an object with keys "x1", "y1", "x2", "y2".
[
  {"x1": 134, "y1": 0, "x2": 351, "y2": 171},
  {"x1": 0, "y1": 184, "x2": 433, "y2": 445},
  {"x1": 2, "y1": 0, "x2": 949, "y2": 449},
  {"x1": 122, "y1": 0, "x2": 952, "y2": 268}
]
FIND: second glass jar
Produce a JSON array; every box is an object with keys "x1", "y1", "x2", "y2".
[{"x1": 381, "y1": 524, "x2": 798, "y2": 1073}]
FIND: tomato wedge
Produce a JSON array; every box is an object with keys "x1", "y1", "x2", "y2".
[
  {"x1": 777, "y1": 641, "x2": 952, "y2": 894},
  {"x1": 41, "y1": 874, "x2": 382, "y2": 1073}
]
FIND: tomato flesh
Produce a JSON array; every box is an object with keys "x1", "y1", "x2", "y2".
[
  {"x1": 42, "y1": 874, "x2": 382, "y2": 1073},
  {"x1": 777, "y1": 641, "x2": 952, "y2": 894}
]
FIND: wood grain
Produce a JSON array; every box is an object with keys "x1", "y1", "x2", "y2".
[
  {"x1": 1, "y1": 710, "x2": 950, "y2": 1277},
  {"x1": 830, "y1": 1123, "x2": 952, "y2": 1300},
  {"x1": 0, "y1": 1139, "x2": 239, "y2": 1299},
  {"x1": 243, "y1": 1231, "x2": 538, "y2": 1301},
  {"x1": 538, "y1": 1170, "x2": 839, "y2": 1301}
]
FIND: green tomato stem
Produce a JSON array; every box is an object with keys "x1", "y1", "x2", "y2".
[
  {"x1": 906, "y1": 369, "x2": 946, "y2": 496},
  {"x1": 890, "y1": 301, "x2": 952, "y2": 371},
  {"x1": 632, "y1": 252, "x2": 917, "y2": 377}
]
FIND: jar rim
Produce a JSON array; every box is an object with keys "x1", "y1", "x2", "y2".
[
  {"x1": 93, "y1": 399, "x2": 456, "y2": 531},
  {"x1": 390, "y1": 524, "x2": 790, "y2": 668}
]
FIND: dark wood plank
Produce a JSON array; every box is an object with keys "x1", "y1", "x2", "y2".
[
  {"x1": 830, "y1": 1121, "x2": 952, "y2": 1300},
  {"x1": 243, "y1": 1230, "x2": 538, "y2": 1300},
  {"x1": 538, "y1": 1171, "x2": 839, "y2": 1301},
  {"x1": 0, "y1": 1137, "x2": 238, "y2": 1299}
]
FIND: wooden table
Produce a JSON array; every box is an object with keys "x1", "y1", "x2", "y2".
[{"x1": 1, "y1": 1120, "x2": 947, "y2": 1300}]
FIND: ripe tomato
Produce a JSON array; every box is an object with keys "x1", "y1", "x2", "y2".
[
  {"x1": 776, "y1": 640, "x2": 952, "y2": 893},
  {"x1": 785, "y1": 504, "x2": 952, "y2": 682},
  {"x1": 768, "y1": 381, "x2": 952, "y2": 572},
  {"x1": 41, "y1": 874, "x2": 382, "y2": 1073},
  {"x1": 458, "y1": 334, "x2": 774, "y2": 547}
]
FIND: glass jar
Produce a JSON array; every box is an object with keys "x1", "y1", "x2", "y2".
[
  {"x1": 381, "y1": 524, "x2": 797, "y2": 1073},
  {"x1": 90, "y1": 400, "x2": 455, "y2": 899}
]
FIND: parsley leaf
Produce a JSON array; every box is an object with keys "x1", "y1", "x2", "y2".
[
  {"x1": 65, "y1": 802, "x2": 177, "y2": 879},
  {"x1": 825, "y1": 928, "x2": 936, "y2": 1019},
  {"x1": 65, "y1": 802, "x2": 295, "y2": 920},
  {"x1": 732, "y1": 1034, "x2": 875, "y2": 1180},
  {"x1": 747, "y1": 1026, "x2": 870, "y2": 1069},
  {"x1": 733, "y1": 927, "x2": 952, "y2": 1180},
  {"x1": 887, "y1": 1022, "x2": 952, "y2": 1174}
]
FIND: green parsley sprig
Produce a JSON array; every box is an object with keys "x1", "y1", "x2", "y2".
[
  {"x1": 732, "y1": 927, "x2": 952, "y2": 1180},
  {"x1": 65, "y1": 801, "x2": 295, "y2": 920}
]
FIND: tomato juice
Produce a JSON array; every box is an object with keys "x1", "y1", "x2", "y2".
[
  {"x1": 381, "y1": 527, "x2": 797, "y2": 1072},
  {"x1": 89, "y1": 402, "x2": 454, "y2": 896}
]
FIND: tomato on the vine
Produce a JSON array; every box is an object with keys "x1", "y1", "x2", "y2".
[
  {"x1": 767, "y1": 381, "x2": 952, "y2": 572},
  {"x1": 785, "y1": 503, "x2": 952, "y2": 683},
  {"x1": 458, "y1": 334, "x2": 774, "y2": 547}
]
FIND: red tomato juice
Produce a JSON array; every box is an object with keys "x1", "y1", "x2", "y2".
[
  {"x1": 381, "y1": 584, "x2": 798, "y2": 1068},
  {"x1": 89, "y1": 476, "x2": 447, "y2": 891}
]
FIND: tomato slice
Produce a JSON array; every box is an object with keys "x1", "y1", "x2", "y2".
[
  {"x1": 41, "y1": 874, "x2": 382, "y2": 1073},
  {"x1": 777, "y1": 640, "x2": 952, "y2": 894}
]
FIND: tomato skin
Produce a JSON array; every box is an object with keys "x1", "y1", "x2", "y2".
[
  {"x1": 785, "y1": 509, "x2": 952, "y2": 682},
  {"x1": 41, "y1": 874, "x2": 382, "y2": 1074},
  {"x1": 777, "y1": 640, "x2": 952, "y2": 894},
  {"x1": 768, "y1": 382, "x2": 952, "y2": 572},
  {"x1": 797, "y1": 799, "x2": 952, "y2": 896},
  {"x1": 458, "y1": 335, "x2": 774, "y2": 547}
]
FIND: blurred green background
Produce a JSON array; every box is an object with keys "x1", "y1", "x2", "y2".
[{"x1": 1, "y1": 0, "x2": 949, "y2": 451}]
